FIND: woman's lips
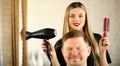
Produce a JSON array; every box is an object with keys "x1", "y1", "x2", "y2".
[{"x1": 73, "y1": 23, "x2": 80, "y2": 26}]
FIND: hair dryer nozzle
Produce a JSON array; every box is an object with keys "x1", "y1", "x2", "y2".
[{"x1": 26, "y1": 31, "x2": 32, "y2": 40}]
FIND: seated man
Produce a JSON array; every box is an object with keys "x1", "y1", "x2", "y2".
[
  {"x1": 42, "y1": 30, "x2": 93, "y2": 66},
  {"x1": 61, "y1": 30, "x2": 92, "y2": 66}
]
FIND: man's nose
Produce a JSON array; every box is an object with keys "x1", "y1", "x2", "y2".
[{"x1": 71, "y1": 48, "x2": 78, "y2": 55}]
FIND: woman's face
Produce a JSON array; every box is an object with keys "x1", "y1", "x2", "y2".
[{"x1": 69, "y1": 8, "x2": 86, "y2": 31}]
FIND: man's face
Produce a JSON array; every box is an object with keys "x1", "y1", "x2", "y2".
[{"x1": 62, "y1": 37, "x2": 91, "y2": 66}]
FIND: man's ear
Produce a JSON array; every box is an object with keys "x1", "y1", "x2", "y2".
[
  {"x1": 87, "y1": 46, "x2": 91, "y2": 56},
  {"x1": 61, "y1": 47, "x2": 64, "y2": 54}
]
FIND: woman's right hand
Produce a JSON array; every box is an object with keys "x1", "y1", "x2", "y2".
[
  {"x1": 41, "y1": 39, "x2": 60, "y2": 66},
  {"x1": 41, "y1": 39, "x2": 55, "y2": 56}
]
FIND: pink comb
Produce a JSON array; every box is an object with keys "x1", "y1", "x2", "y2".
[{"x1": 103, "y1": 17, "x2": 110, "y2": 37}]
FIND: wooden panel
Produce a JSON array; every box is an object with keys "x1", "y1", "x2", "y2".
[
  {"x1": 2, "y1": 0, "x2": 19, "y2": 66},
  {"x1": 21, "y1": 0, "x2": 28, "y2": 66}
]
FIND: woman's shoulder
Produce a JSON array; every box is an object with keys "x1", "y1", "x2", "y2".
[
  {"x1": 93, "y1": 33, "x2": 102, "y2": 38},
  {"x1": 54, "y1": 39, "x2": 62, "y2": 48},
  {"x1": 93, "y1": 33, "x2": 102, "y2": 43}
]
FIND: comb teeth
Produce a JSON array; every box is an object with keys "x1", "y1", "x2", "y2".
[
  {"x1": 107, "y1": 18, "x2": 110, "y2": 31},
  {"x1": 104, "y1": 18, "x2": 110, "y2": 32}
]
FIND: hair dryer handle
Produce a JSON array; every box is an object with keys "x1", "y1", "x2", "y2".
[{"x1": 45, "y1": 40, "x2": 52, "y2": 66}]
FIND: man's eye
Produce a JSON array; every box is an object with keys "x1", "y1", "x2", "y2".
[
  {"x1": 67, "y1": 48, "x2": 72, "y2": 51},
  {"x1": 77, "y1": 47, "x2": 83, "y2": 51},
  {"x1": 77, "y1": 47, "x2": 81, "y2": 50}
]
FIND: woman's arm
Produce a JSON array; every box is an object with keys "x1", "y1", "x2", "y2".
[
  {"x1": 42, "y1": 39, "x2": 60, "y2": 66},
  {"x1": 99, "y1": 33, "x2": 110, "y2": 66}
]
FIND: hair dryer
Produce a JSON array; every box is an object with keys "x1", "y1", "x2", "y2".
[
  {"x1": 26, "y1": 28, "x2": 56, "y2": 66},
  {"x1": 26, "y1": 28, "x2": 56, "y2": 40}
]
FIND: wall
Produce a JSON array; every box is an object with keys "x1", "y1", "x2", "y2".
[{"x1": 19, "y1": 0, "x2": 120, "y2": 66}]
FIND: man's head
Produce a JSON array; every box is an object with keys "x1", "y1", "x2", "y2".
[{"x1": 62, "y1": 30, "x2": 91, "y2": 66}]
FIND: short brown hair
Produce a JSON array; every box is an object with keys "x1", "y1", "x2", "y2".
[{"x1": 62, "y1": 30, "x2": 89, "y2": 46}]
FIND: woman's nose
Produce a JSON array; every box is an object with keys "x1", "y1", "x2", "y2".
[{"x1": 74, "y1": 16, "x2": 79, "y2": 22}]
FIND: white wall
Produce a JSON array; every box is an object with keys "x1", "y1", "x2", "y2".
[{"x1": 19, "y1": 0, "x2": 120, "y2": 66}]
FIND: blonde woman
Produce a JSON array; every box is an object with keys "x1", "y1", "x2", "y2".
[{"x1": 54, "y1": 2, "x2": 111, "y2": 66}]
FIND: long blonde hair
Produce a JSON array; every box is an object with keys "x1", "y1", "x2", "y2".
[{"x1": 62, "y1": 2, "x2": 100, "y2": 66}]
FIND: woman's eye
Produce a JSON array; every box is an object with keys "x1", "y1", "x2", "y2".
[
  {"x1": 69, "y1": 15, "x2": 75, "y2": 18},
  {"x1": 79, "y1": 14, "x2": 83, "y2": 18}
]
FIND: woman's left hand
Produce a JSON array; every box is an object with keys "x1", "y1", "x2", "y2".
[{"x1": 99, "y1": 33, "x2": 110, "y2": 53}]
